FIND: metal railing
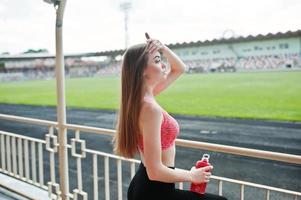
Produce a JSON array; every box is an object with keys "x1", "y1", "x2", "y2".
[{"x1": 0, "y1": 113, "x2": 300, "y2": 200}]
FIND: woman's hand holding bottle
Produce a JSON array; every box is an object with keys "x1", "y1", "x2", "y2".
[{"x1": 190, "y1": 165, "x2": 213, "y2": 184}]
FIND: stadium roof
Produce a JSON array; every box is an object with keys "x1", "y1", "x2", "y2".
[
  {"x1": 168, "y1": 29, "x2": 301, "y2": 48},
  {"x1": 1, "y1": 29, "x2": 300, "y2": 61}
]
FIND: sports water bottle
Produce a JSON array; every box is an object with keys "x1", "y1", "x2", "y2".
[{"x1": 190, "y1": 154, "x2": 211, "y2": 194}]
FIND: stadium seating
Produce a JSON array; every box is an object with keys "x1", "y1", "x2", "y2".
[{"x1": 0, "y1": 53, "x2": 300, "y2": 82}]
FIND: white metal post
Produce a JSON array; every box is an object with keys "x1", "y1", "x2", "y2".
[{"x1": 54, "y1": 0, "x2": 69, "y2": 199}]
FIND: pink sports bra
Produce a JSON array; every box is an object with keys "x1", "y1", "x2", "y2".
[{"x1": 138, "y1": 108, "x2": 180, "y2": 152}]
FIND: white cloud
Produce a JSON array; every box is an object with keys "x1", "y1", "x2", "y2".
[{"x1": 1, "y1": 0, "x2": 300, "y2": 54}]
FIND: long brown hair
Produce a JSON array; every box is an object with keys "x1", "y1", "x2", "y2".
[{"x1": 113, "y1": 43, "x2": 149, "y2": 158}]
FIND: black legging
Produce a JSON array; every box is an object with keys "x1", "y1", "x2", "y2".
[{"x1": 128, "y1": 162, "x2": 228, "y2": 200}]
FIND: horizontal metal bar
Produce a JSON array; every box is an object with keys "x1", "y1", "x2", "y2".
[
  {"x1": 175, "y1": 139, "x2": 301, "y2": 165},
  {"x1": 211, "y1": 175, "x2": 301, "y2": 196},
  {"x1": 78, "y1": 147, "x2": 140, "y2": 164},
  {"x1": 1, "y1": 113, "x2": 300, "y2": 165},
  {"x1": 0, "y1": 130, "x2": 46, "y2": 144},
  {"x1": 64, "y1": 124, "x2": 115, "y2": 136},
  {"x1": 0, "y1": 114, "x2": 57, "y2": 126}
]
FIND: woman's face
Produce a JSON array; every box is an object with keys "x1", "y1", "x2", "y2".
[{"x1": 143, "y1": 51, "x2": 167, "y2": 86}]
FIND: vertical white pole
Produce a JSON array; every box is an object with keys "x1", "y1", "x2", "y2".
[
  {"x1": 240, "y1": 184, "x2": 244, "y2": 200},
  {"x1": 117, "y1": 159, "x2": 122, "y2": 200},
  {"x1": 124, "y1": 10, "x2": 128, "y2": 48},
  {"x1": 54, "y1": 1, "x2": 69, "y2": 199},
  {"x1": 218, "y1": 180, "x2": 223, "y2": 196}
]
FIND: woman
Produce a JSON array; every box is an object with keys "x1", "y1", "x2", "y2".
[{"x1": 113, "y1": 33, "x2": 227, "y2": 200}]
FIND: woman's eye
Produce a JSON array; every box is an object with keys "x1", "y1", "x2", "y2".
[{"x1": 155, "y1": 59, "x2": 161, "y2": 63}]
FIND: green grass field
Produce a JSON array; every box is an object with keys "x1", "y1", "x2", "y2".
[{"x1": 0, "y1": 71, "x2": 300, "y2": 122}]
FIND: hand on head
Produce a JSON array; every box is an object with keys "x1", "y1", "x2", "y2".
[{"x1": 145, "y1": 32, "x2": 166, "y2": 54}]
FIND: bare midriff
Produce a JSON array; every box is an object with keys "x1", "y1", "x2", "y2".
[{"x1": 139, "y1": 144, "x2": 176, "y2": 167}]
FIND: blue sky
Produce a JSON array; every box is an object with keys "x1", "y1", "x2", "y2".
[{"x1": 1, "y1": 0, "x2": 300, "y2": 54}]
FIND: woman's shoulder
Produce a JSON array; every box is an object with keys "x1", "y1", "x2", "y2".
[{"x1": 140, "y1": 100, "x2": 163, "y2": 123}]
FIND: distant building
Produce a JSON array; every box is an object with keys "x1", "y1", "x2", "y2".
[{"x1": 170, "y1": 30, "x2": 301, "y2": 61}]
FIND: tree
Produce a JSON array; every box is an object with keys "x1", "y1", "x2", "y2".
[{"x1": 22, "y1": 49, "x2": 49, "y2": 54}]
